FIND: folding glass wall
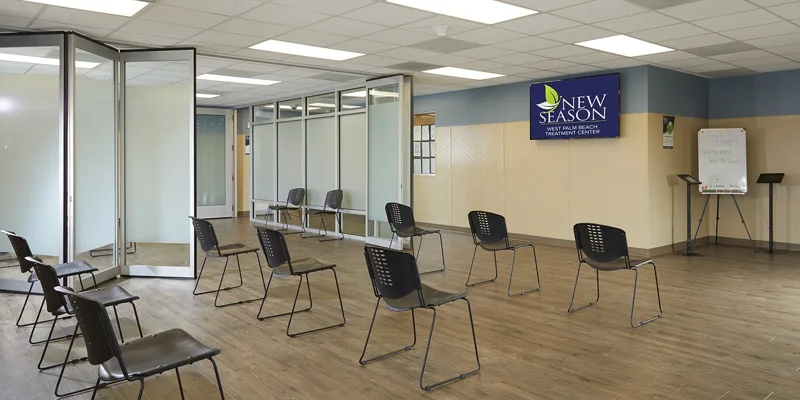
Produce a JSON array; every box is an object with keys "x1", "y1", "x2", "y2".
[{"x1": 249, "y1": 75, "x2": 411, "y2": 244}]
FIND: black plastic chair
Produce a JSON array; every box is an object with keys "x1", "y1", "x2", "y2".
[
  {"x1": 255, "y1": 227, "x2": 345, "y2": 337},
  {"x1": 267, "y1": 187, "x2": 306, "y2": 233},
  {"x1": 465, "y1": 211, "x2": 541, "y2": 297},
  {"x1": 360, "y1": 245, "x2": 480, "y2": 391},
  {"x1": 26, "y1": 257, "x2": 142, "y2": 398},
  {"x1": 568, "y1": 223, "x2": 663, "y2": 328},
  {"x1": 54, "y1": 286, "x2": 225, "y2": 400},
  {"x1": 2, "y1": 230, "x2": 98, "y2": 328},
  {"x1": 302, "y1": 189, "x2": 344, "y2": 241},
  {"x1": 190, "y1": 216, "x2": 266, "y2": 308},
  {"x1": 385, "y1": 202, "x2": 445, "y2": 274}
]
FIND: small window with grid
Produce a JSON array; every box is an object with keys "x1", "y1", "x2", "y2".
[{"x1": 413, "y1": 113, "x2": 435, "y2": 175}]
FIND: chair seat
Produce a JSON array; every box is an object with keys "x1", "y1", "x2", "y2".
[
  {"x1": 269, "y1": 205, "x2": 299, "y2": 211},
  {"x1": 273, "y1": 258, "x2": 335, "y2": 277},
  {"x1": 585, "y1": 258, "x2": 651, "y2": 271},
  {"x1": 98, "y1": 329, "x2": 220, "y2": 381},
  {"x1": 384, "y1": 284, "x2": 467, "y2": 312},
  {"x1": 28, "y1": 260, "x2": 97, "y2": 283},
  {"x1": 306, "y1": 209, "x2": 337, "y2": 216},
  {"x1": 209, "y1": 243, "x2": 259, "y2": 257},
  {"x1": 394, "y1": 226, "x2": 440, "y2": 238},
  {"x1": 80, "y1": 286, "x2": 140, "y2": 307},
  {"x1": 478, "y1": 238, "x2": 532, "y2": 251}
]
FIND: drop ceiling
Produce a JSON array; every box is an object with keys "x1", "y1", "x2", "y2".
[{"x1": 1, "y1": 0, "x2": 800, "y2": 107}]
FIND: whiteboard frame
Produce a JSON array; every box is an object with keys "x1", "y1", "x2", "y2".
[{"x1": 698, "y1": 128, "x2": 747, "y2": 195}]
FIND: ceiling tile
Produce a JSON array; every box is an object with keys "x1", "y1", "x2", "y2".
[
  {"x1": 245, "y1": 4, "x2": 330, "y2": 27},
  {"x1": 37, "y1": 7, "x2": 129, "y2": 30},
  {"x1": 593, "y1": 11, "x2": 681, "y2": 33},
  {"x1": 451, "y1": 27, "x2": 527, "y2": 45},
  {"x1": 746, "y1": 33, "x2": 800, "y2": 48},
  {"x1": 659, "y1": 57, "x2": 719, "y2": 68},
  {"x1": 344, "y1": 3, "x2": 434, "y2": 27},
  {"x1": 270, "y1": 0, "x2": 374, "y2": 15},
  {"x1": 517, "y1": 70, "x2": 562, "y2": 80},
  {"x1": 180, "y1": 41, "x2": 242, "y2": 54},
  {"x1": 212, "y1": 19, "x2": 294, "y2": 39},
  {"x1": 420, "y1": 54, "x2": 477, "y2": 66},
  {"x1": 189, "y1": 31, "x2": 263, "y2": 47},
  {"x1": 225, "y1": 62, "x2": 284, "y2": 74},
  {"x1": 0, "y1": 0, "x2": 43, "y2": 18},
  {"x1": 768, "y1": 2, "x2": 800, "y2": 19},
  {"x1": 567, "y1": 51, "x2": 623, "y2": 64},
  {"x1": 556, "y1": 64, "x2": 603, "y2": 74},
  {"x1": 749, "y1": 0, "x2": 800, "y2": 6},
  {"x1": 630, "y1": 23, "x2": 709, "y2": 42},
  {"x1": 731, "y1": 56, "x2": 792, "y2": 68},
  {"x1": 659, "y1": 33, "x2": 735, "y2": 50},
  {"x1": 749, "y1": 62, "x2": 800, "y2": 72},
  {"x1": 500, "y1": 0, "x2": 595, "y2": 12},
  {"x1": 592, "y1": 58, "x2": 648, "y2": 68},
  {"x1": 489, "y1": 65, "x2": 544, "y2": 75},
  {"x1": 623, "y1": 0, "x2": 702, "y2": 9},
  {"x1": 451, "y1": 46, "x2": 517, "y2": 59},
  {"x1": 378, "y1": 47, "x2": 442, "y2": 61},
  {"x1": 496, "y1": 14, "x2": 581, "y2": 35},
  {"x1": 368, "y1": 29, "x2": 433, "y2": 46},
  {"x1": 410, "y1": 38, "x2": 482, "y2": 53},
  {"x1": 274, "y1": 29, "x2": 351, "y2": 47},
  {"x1": 118, "y1": 20, "x2": 202, "y2": 41},
  {"x1": 28, "y1": 20, "x2": 112, "y2": 37},
  {"x1": 684, "y1": 42, "x2": 759, "y2": 57},
  {"x1": 531, "y1": 45, "x2": 596, "y2": 58},
  {"x1": 494, "y1": 36, "x2": 562, "y2": 52},
  {"x1": 157, "y1": 0, "x2": 262, "y2": 16},
  {"x1": 721, "y1": 22, "x2": 800, "y2": 41},
  {"x1": 551, "y1": 0, "x2": 648, "y2": 23},
  {"x1": 306, "y1": 17, "x2": 388, "y2": 38},
  {"x1": 401, "y1": 16, "x2": 484, "y2": 36},
  {"x1": 135, "y1": 4, "x2": 230, "y2": 29},
  {"x1": 538, "y1": 25, "x2": 616, "y2": 43},
  {"x1": 701, "y1": 68, "x2": 753, "y2": 78},
  {"x1": 526, "y1": 59, "x2": 578, "y2": 69},
  {"x1": 659, "y1": 0, "x2": 757, "y2": 21},
  {"x1": 388, "y1": 61, "x2": 444, "y2": 72},
  {"x1": 352, "y1": 55, "x2": 406, "y2": 67},
  {"x1": 334, "y1": 39, "x2": 399, "y2": 54},
  {"x1": 769, "y1": 44, "x2": 800, "y2": 55},
  {"x1": 456, "y1": 60, "x2": 508, "y2": 71},
  {"x1": 635, "y1": 50, "x2": 698, "y2": 63},
  {"x1": 694, "y1": 9, "x2": 781, "y2": 32},
  {"x1": 681, "y1": 61, "x2": 738, "y2": 73},
  {"x1": 491, "y1": 53, "x2": 549, "y2": 65},
  {"x1": 108, "y1": 31, "x2": 180, "y2": 46},
  {"x1": 710, "y1": 49, "x2": 776, "y2": 62}
]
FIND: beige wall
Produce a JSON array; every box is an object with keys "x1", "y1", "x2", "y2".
[
  {"x1": 236, "y1": 133, "x2": 250, "y2": 213},
  {"x1": 707, "y1": 116, "x2": 800, "y2": 246}
]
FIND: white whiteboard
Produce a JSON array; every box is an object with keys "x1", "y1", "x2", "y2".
[{"x1": 698, "y1": 128, "x2": 747, "y2": 195}]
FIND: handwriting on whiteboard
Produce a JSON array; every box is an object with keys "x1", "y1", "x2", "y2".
[{"x1": 700, "y1": 148, "x2": 744, "y2": 164}]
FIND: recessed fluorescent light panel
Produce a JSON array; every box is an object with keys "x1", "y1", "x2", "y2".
[
  {"x1": 22, "y1": 0, "x2": 150, "y2": 17},
  {"x1": 423, "y1": 67, "x2": 504, "y2": 80},
  {"x1": 249, "y1": 40, "x2": 364, "y2": 61},
  {"x1": 196, "y1": 93, "x2": 219, "y2": 99},
  {"x1": 341, "y1": 90, "x2": 400, "y2": 98},
  {"x1": 576, "y1": 35, "x2": 673, "y2": 57},
  {"x1": 387, "y1": 0, "x2": 537, "y2": 24},
  {"x1": 197, "y1": 74, "x2": 280, "y2": 86},
  {"x1": 0, "y1": 53, "x2": 98, "y2": 69}
]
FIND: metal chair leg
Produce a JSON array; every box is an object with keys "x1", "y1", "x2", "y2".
[
  {"x1": 54, "y1": 324, "x2": 97, "y2": 398},
  {"x1": 301, "y1": 213, "x2": 327, "y2": 239},
  {"x1": 360, "y1": 298, "x2": 416, "y2": 365},
  {"x1": 466, "y1": 246, "x2": 498, "y2": 287},
  {"x1": 318, "y1": 212, "x2": 345, "y2": 242},
  {"x1": 29, "y1": 299, "x2": 74, "y2": 345},
  {"x1": 176, "y1": 368, "x2": 186, "y2": 400},
  {"x1": 194, "y1": 256, "x2": 244, "y2": 296},
  {"x1": 257, "y1": 273, "x2": 312, "y2": 320},
  {"x1": 630, "y1": 262, "x2": 664, "y2": 328},
  {"x1": 508, "y1": 245, "x2": 542, "y2": 297},
  {"x1": 213, "y1": 256, "x2": 263, "y2": 308},
  {"x1": 567, "y1": 262, "x2": 599, "y2": 313},
  {"x1": 90, "y1": 378, "x2": 101, "y2": 400},
  {"x1": 286, "y1": 270, "x2": 346, "y2": 337},
  {"x1": 419, "y1": 299, "x2": 481, "y2": 391},
  {"x1": 210, "y1": 358, "x2": 226, "y2": 400},
  {"x1": 131, "y1": 302, "x2": 144, "y2": 338},
  {"x1": 417, "y1": 233, "x2": 446, "y2": 275},
  {"x1": 16, "y1": 283, "x2": 57, "y2": 327},
  {"x1": 136, "y1": 379, "x2": 145, "y2": 400},
  {"x1": 38, "y1": 318, "x2": 87, "y2": 372}
]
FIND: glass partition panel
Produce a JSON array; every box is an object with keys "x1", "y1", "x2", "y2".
[
  {"x1": 0, "y1": 42, "x2": 63, "y2": 289},
  {"x1": 196, "y1": 113, "x2": 227, "y2": 211},
  {"x1": 277, "y1": 120, "x2": 302, "y2": 206},
  {"x1": 252, "y1": 123, "x2": 275, "y2": 206},
  {"x1": 340, "y1": 87, "x2": 366, "y2": 111},
  {"x1": 306, "y1": 117, "x2": 335, "y2": 206},
  {"x1": 367, "y1": 84, "x2": 400, "y2": 241},
  {"x1": 307, "y1": 92, "x2": 335, "y2": 116},
  {"x1": 278, "y1": 98, "x2": 302, "y2": 119},
  {"x1": 74, "y1": 46, "x2": 117, "y2": 273},
  {"x1": 123, "y1": 52, "x2": 194, "y2": 275},
  {"x1": 254, "y1": 103, "x2": 273, "y2": 123},
  {"x1": 339, "y1": 113, "x2": 366, "y2": 210}
]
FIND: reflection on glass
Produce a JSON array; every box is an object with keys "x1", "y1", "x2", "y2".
[
  {"x1": 339, "y1": 113, "x2": 366, "y2": 210},
  {"x1": 306, "y1": 117, "x2": 335, "y2": 206},
  {"x1": 307, "y1": 92, "x2": 335, "y2": 116},
  {"x1": 254, "y1": 103, "x2": 273, "y2": 122},
  {"x1": 340, "y1": 87, "x2": 366, "y2": 111},
  {"x1": 368, "y1": 84, "x2": 400, "y2": 238},
  {"x1": 196, "y1": 114, "x2": 226, "y2": 206},
  {"x1": 252, "y1": 123, "x2": 274, "y2": 202},
  {"x1": 278, "y1": 98, "x2": 303, "y2": 119}
]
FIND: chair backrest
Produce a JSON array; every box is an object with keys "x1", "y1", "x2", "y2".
[
  {"x1": 573, "y1": 223, "x2": 630, "y2": 265},
  {"x1": 2, "y1": 230, "x2": 34, "y2": 274},
  {"x1": 256, "y1": 227, "x2": 293, "y2": 273},
  {"x1": 286, "y1": 188, "x2": 306, "y2": 207},
  {"x1": 363, "y1": 246, "x2": 423, "y2": 306},
  {"x1": 323, "y1": 190, "x2": 343, "y2": 211},
  {"x1": 467, "y1": 211, "x2": 509, "y2": 246},
  {"x1": 385, "y1": 202, "x2": 416, "y2": 233},
  {"x1": 55, "y1": 286, "x2": 126, "y2": 373},
  {"x1": 26, "y1": 257, "x2": 68, "y2": 314},
  {"x1": 189, "y1": 217, "x2": 220, "y2": 254}
]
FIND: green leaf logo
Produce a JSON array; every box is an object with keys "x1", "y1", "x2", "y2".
[
  {"x1": 666, "y1": 121, "x2": 674, "y2": 135},
  {"x1": 536, "y1": 84, "x2": 560, "y2": 113}
]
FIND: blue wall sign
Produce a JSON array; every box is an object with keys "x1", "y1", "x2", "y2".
[{"x1": 530, "y1": 74, "x2": 620, "y2": 140}]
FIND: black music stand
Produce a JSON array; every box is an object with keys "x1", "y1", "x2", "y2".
[
  {"x1": 676, "y1": 174, "x2": 702, "y2": 256},
  {"x1": 756, "y1": 173, "x2": 785, "y2": 254}
]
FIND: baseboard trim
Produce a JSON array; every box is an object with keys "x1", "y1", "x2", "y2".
[{"x1": 237, "y1": 210, "x2": 249, "y2": 217}]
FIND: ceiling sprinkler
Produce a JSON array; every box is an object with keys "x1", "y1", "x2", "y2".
[{"x1": 432, "y1": 25, "x2": 449, "y2": 36}]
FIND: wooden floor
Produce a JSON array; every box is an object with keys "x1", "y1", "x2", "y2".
[{"x1": 2, "y1": 217, "x2": 800, "y2": 400}]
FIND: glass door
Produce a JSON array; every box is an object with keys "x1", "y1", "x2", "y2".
[
  {"x1": 69, "y1": 34, "x2": 122, "y2": 286},
  {"x1": 196, "y1": 108, "x2": 233, "y2": 219},
  {"x1": 120, "y1": 48, "x2": 196, "y2": 278}
]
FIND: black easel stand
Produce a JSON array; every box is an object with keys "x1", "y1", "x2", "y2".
[
  {"x1": 756, "y1": 173, "x2": 785, "y2": 254},
  {"x1": 676, "y1": 174, "x2": 702, "y2": 256},
  {"x1": 694, "y1": 193, "x2": 756, "y2": 253}
]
